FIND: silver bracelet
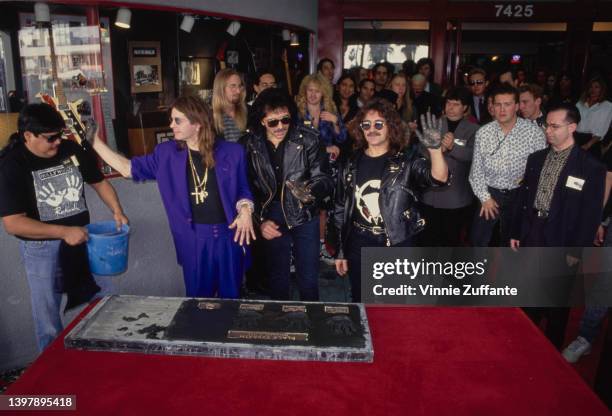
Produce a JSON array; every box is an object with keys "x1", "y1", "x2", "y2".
[{"x1": 236, "y1": 199, "x2": 254, "y2": 213}]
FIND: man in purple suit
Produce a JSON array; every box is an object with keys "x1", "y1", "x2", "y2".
[{"x1": 92, "y1": 96, "x2": 255, "y2": 298}]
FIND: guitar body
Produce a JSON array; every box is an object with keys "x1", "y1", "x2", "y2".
[{"x1": 37, "y1": 93, "x2": 86, "y2": 145}]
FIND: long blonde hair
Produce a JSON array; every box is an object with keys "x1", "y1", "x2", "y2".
[
  {"x1": 296, "y1": 73, "x2": 338, "y2": 118},
  {"x1": 389, "y1": 73, "x2": 413, "y2": 122},
  {"x1": 212, "y1": 68, "x2": 247, "y2": 135},
  {"x1": 172, "y1": 95, "x2": 216, "y2": 168}
]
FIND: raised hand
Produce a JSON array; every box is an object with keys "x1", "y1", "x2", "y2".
[
  {"x1": 82, "y1": 118, "x2": 98, "y2": 151},
  {"x1": 285, "y1": 179, "x2": 315, "y2": 204},
  {"x1": 415, "y1": 112, "x2": 442, "y2": 149}
]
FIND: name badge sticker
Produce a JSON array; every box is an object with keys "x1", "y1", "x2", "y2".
[{"x1": 566, "y1": 175, "x2": 585, "y2": 191}]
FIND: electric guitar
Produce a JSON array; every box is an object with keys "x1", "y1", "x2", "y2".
[
  {"x1": 281, "y1": 48, "x2": 292, "y2": 96},
  {"x1": 36, "y1": 23, "x2": 87, "y2": 145},
  {"x1": 216, "y1": 40, "x2": 228, "y2": 70}
]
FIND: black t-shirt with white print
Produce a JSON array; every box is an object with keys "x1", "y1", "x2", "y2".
[
  {"x1": 0, "y1": 140, "x2": 104, "y2": 238},
  {"x1": 352, "y1": 152, "x2": 388, "y2": 229}
]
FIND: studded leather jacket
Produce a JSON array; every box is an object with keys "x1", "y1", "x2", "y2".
[
  {"x1": 334, "y1": 147, "x2": 449, "y2": 257},
  {"x1": 240, "y1": 125, "x2": 334, "y2": 228}
]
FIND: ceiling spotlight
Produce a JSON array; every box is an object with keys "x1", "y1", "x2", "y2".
[
  {"x1": 115, "y1": 7, "x2": 131, "y2": 29},
  {"x1": 34, "y1": 2, "x2": 50, "y2": 23},
  {"x1": 290, "y1": 32, "x2": 299, "y2": 46},
  {"x1": 226, "y1": 20, "x2": 241, "y2": 37},
  {"x1": 180, "y1": 15, "x2": 195, "y2": 33},
  {"x1": 281, "y1": 29, "x2": 291, "y2": 42}
]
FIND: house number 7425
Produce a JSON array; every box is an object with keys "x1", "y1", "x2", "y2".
[{"x1": 495, "y1": 4, "x2": 534, "y2": 18}]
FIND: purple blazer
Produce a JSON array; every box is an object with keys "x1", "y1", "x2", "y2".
[{"x1": 131, "y1": 139, "x2": 253, "y2": 265}]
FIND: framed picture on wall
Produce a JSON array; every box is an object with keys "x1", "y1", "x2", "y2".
[
  {"x1": 129, "y1": 41, "x2": 163, "y2": 94},
  {"x1": 179, "y1": 57, "x2": 215, "y2": 98}
]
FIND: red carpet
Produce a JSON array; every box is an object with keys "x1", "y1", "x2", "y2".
[{"x1": 6, "y1": 304, "x2": 609, "y2": 416}]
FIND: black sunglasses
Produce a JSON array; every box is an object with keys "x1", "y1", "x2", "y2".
[
  {"x1": 360, "y1": 120, "x2": 385, "y2": 131},
  {"x1": 41, "y1": 132, "x2": 64, "y2": 143},
  {"x1": 469, "y1": 80, "x2": 485, "y2": 86},
  {"x1": 265, "y1": 116, "x2": 291, "y2": 128}
]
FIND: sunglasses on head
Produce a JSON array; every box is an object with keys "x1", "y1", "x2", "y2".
[
  {"x1": 41, "y1": 132, "x2": 64, "y2": 143},
  {"x1": 265, "y1": 116, "x2": 291, "y2": 128},
  {"x1": 469, "y1": 80, "x2": 485, "y2": 86},
  {"x1": 360, "y1": 120, "x2": 385, "y2": 131}
]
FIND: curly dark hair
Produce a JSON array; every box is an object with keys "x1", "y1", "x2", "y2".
[
  {"x1": 351, "y1": 98, "x2": 407, "y2": 154},
  {"x1": 248, "y1": 87, "x2": 298, "y2": 137}
]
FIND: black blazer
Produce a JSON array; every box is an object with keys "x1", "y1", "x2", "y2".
[
  {"x1": 469, "y1": 94, "x2": 492, "y2": 125},
  {"x1": 512, "y1": 145, "x2": 606, "y2": 246}
]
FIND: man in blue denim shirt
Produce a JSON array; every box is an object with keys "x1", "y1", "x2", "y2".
[{"x1": 0, "y1": 104, "x2": 127, "y2": 352}]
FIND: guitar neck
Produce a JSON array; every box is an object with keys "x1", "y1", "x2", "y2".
[{"x1": 47, "y1": 24, "x2": 67, "y2": 106}]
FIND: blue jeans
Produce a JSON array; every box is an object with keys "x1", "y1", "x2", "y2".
[
  {"x1": 19, "y1": 239, "x2": 114, "y2": 352},
  {"x1": 262, "y1": 202, "x2": 320, "y2": 301},
  {"x1": 578, "y1": 225, "x2": 612, "y2": 342}
]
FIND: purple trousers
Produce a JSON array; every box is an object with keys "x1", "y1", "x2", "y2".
[{"x1": 179, "y1": 223, "x2": 246, "y2": 298}]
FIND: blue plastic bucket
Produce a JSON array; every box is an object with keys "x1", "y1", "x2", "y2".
[{"x1": 86, "y1": 221, "x2": 130, "y2": 276}]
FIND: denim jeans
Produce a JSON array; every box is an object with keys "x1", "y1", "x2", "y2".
[
  {"x1": 346, "y1": 227, "x2": 413, "y2": 303},
  {"x1": 261, "y1": 202, "x2": 320, "y2": 301},
  {"x1": 578, "y1": 225, "x2": 612, "y2": 342},
  {"x1": 19, "y1": 239, "x2": 114, "y2": 352}
]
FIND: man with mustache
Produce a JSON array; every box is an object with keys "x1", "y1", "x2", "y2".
[
  {"x1": 240, "y1": 88, "x2": 333, "y2": 301},
  {"x1": 333, "y1": 98, "x2": 449, "y2": 302}
]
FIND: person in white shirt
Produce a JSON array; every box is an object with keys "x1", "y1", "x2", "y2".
[
  {"x1": 469, "y1": 83, "x2": 547, "y2": 246},
  {"x1": 575, "y1": 77, "x2": 612, "y2": 151}
]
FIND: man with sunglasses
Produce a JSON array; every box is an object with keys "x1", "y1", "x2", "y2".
[
  {"x1": 0, "y1": 103, "x2": 127, "y2": 352},
  {"x1": 334, "y1": 98, "x2": 449, "y2": 302},
  {"x1": 468, "y1": 68, "x2": 492, "y2": 125},
  {"x1": 510, "y1": 103, "x2": 606, "y2": 349},
  {"x1": 241, "y1": 88, "x2": 333, "y2": 301}
]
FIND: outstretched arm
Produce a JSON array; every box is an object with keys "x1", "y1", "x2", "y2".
[{"x1": 86, "y1": 120, "x2": 132, "y2": 178}]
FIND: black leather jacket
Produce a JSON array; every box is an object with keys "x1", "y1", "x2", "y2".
[
  {"x1": 334, "y1": 147, "x2": 448, "y2": 258},
  {"x1": 240, "y1": 125, "x2": 334, "y2": 228}
]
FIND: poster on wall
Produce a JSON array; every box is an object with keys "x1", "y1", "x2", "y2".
[{"x1": 129, "y1": 41, "x2": 162, "y2": 94}]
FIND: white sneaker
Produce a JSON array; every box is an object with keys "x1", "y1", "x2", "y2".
[{"x1": 562, "y1": 336, "x2": 592, "y2": 363}]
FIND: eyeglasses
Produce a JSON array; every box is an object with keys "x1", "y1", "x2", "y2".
[
  {"x1": 543, "y1": 122, "x2": 570, "y2": 130},
  {"x1": 468, "y1": 80, "x2": 485, "y2": 86},
  {"x1": 360, "y1": 120, "x2": 385, "y2": 131},
  {"x1": 265, "y1": 116, "x2": 291, "y2": 128},
  {"x1": 40, "y1": 132, "x2": 64, "y2": 143}
]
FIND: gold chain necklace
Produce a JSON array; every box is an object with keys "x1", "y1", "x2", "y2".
[{"x1": 188, "y1": 149, "x2": 208, "y2": 204}]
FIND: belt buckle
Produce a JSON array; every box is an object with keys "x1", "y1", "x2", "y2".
[{"x1": 536, "y1": 210, "x2": 548, "y2": 218}]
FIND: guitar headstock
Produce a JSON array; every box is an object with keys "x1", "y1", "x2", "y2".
[{"x1": 216, "y1": 41, "x2": 228, "y2": 70}]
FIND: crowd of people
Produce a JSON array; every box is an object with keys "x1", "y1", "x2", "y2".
[{"x1": 1, "y1": 57, "x2": 611, "y2": 362}]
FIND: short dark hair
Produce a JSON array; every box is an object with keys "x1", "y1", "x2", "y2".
[
  {"x1": 254, "y1": 69, "x2": 276, "y2": 85},
  {"x1": 416, "y1": 57, "x2": 435, "y2": 80},
  {"x1": 372, "y1": 62, "x2": 388, "y2": 74},
  {"x1": 317, "y1": 58, "x2": 335, "y2": 72},
  {"x1": 248, "y1": 87, "x2": 297, "y2": 136},
  {"x1": 547, "y1": 103, "x2": 581, "y2": 125},
  {"x1": 468, "y1": 68, "x2": 487, "y2": 79},
  {"x1": 445, "y1": 87, "x2": 471, "y2": 107},
  {"x1": 359, "y1": 78, "x2": 375, "y2": 90},
  {"x1": 491, "y1": 82, "x2": 519, "y2": 103},
  {"x1": 518, "y1": 84, "x2": 543, "y2": 100},
  {"x1": 1, "y1": 103, "x2": 65, "y2": 158},
  {"x1": 18, "y1": 103, "x2": 65, "y2": 136}
]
